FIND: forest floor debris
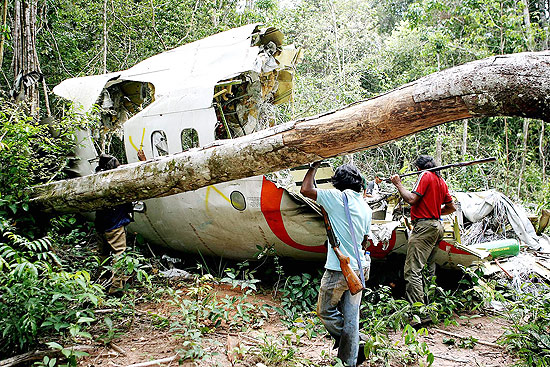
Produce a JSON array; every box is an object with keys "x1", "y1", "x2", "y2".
[{"x1": 78, "y1": 284, "x2": 517, "y2": 367}]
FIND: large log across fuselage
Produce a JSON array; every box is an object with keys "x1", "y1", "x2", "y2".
[{"x1": 30, "y1": 52, "x2": 550, "y2": 213}]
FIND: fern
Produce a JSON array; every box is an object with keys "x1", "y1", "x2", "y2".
[
  {"x1": 0, "y1": 231, "x2": 60, "y2": 273},
  {"x1": 0, "y1": 228, "x2": 104, "y2": 356}
]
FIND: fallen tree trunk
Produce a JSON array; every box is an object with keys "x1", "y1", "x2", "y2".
[
  {"x1": 30, "y1": 51, "x2": 550, "y2": 213},
  {"x1": 0, "y1": 345, "x2": 94, "y2": 367}
]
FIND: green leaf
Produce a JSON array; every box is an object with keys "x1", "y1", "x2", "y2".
[
  {"x1": 104, "y1": 317, "x2": 113, "y2": 329},
  {"x1": 71, "y1": 350, "x2": 90, "y2": 358},
  {"x1": 77, "y1": 317, "x2": 95, "y2": 324},
  {"x1": 78, "y1": 331, "x2": 92, "y2": 339},
  {"x1": 427, "y1": 352, "x2": 434, "y2": 366},
  {"x1": 46, "y1": 341, "x2": 64, "y2": 350}
]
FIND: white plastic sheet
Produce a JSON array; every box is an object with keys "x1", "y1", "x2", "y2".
[{"x1": 455, "y1": 190, "x2": 540, "y2": 250}]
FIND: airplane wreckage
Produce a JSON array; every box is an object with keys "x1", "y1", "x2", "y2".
[{"x1": 29, "y1": 24, "x2": 550, "y2": 277}]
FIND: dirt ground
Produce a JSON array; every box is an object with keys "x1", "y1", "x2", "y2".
[
  {"x1": 80, "y1": 284, "x2": 516, "y2": 367},
  {"x1": 385, "y1": 316, "x2": 516, "y2": 367}
]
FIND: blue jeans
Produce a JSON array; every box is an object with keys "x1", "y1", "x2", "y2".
[{"x1": 317, "y1": 267, "x2": 369, "y2": 367}]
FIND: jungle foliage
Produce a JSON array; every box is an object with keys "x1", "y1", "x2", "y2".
[
  {"x1": 0, "y1": 98, "x2": 101, "y2": 356},
  {"x1": 0, "y1": 0, "x2": 549, "y2": 365},
  {"x1": 2, "y1": 0, "x2": 549, "y2": 206}
]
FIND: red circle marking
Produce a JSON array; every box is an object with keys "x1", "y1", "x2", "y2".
[
  {"x1": 439, "y1": 240, "x2": 473, "y2": 255},
  {"x1": 260, "y1": 177, "x2": 326, "y2": 253}
]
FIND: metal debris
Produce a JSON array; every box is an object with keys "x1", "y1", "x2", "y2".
[
  {"x1": 455, "y1": 190, "x2": 541, "y2": 250},
  {"x1": 159, "y1": 268, "x2": 193, "y2": 280}
]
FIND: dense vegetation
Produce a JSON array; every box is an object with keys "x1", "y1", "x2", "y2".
[
  {"x1": 1, "y1": 0, "x2": 549, "y2": 207},
  {"x1": 0, "y1": 0, "x2": 549, "y2": 366}
]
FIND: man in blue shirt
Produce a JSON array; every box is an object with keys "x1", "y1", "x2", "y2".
[{"x1": 301, "y1": 161, "x2": 372, "y2": 367}]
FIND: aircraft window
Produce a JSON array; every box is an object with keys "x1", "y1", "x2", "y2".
[
  {"x1": 181, "y1": 128, "x2": 199, "y2": 152},
  {"x1": 151, "y1": 130, "x2": 169, "y2": 157},
  {"x1": 95, "y1": 81, "x2": 155, "y2": 162},
  {"x1": 230, "y1": 191, "x2": 246, "y2": 211}
]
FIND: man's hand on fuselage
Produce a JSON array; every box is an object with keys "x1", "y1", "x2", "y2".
[{"x1": 300, "y1": 161, "x2": 323, "y2": 200}]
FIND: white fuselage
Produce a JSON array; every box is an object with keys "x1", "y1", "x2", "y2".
[
  {"x1": 121, "y1": 101, "x2": 327, "y2": 259},
  {"x1": 54, "y1": 25, "x2": 486, "y2": 267}
]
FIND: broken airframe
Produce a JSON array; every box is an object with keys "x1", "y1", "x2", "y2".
[{"x1": 51, "y1": 24, "x2": 550, "y2": 277}]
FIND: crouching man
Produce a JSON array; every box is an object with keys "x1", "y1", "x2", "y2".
[
  {"x1": 94, "y1": 154, "x2": 133, "y2": 293},
  {"x1": 301, "y1": 161, "x2": 372, "y2": 367}
]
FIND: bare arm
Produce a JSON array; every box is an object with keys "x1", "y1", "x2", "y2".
[
  {"x1": 361, "y1": 235, "x2": 369, "y2": 250},
  {"x1": 390, "y1": 174, "x2": 421, "y2": 205},
  {"x1": 300, "y1": 161, "x2": 322, "y2": 200},
  {"x1": 441, "y1": 201, "x2": 457, "y2": 216}
]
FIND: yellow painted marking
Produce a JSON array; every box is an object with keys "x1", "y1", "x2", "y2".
[
  {"x1": 129, "y1": 136, "x2": 139, "y2": 152},
  {"x1": 205, "y1": 187, "x2": 211, "y2": 213},
  {"x1": 211, "y1": 185, "x2": 231, "y2": 203},
  {"x1": 139, "y1": 128, "x2": 145, "y2": 149},
  {"x1": 129, "y1": 128, "x2": 146, "y2": 152},
  {"x1": 205, "y1": 185, "x2": 231, "y2": 214}
]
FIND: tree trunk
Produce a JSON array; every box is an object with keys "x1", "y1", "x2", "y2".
[
  {"x1": 517, "y1": 118, "x2": 530, "y2": 197},
  {"x1": 328, "y1": 0, "x2": 343, "y2": 83},
  {"x1": 461, "y1": 119, "x2": 468, "y2": 157},
  {"x1": 505, "y1": 117, "x2": 510, "y2": 195},
  {"x1": 13, "y1": 0, "x2": 40, "y2": 114},
  {"x1": 540, "y1": 0, "x2": 549, "y2": 50},
  {"x1": 540, "y1": 120, "x2": 546, "y2": 184},
  {"x1": 29, "y1": 51, "x2": 550, "y2": 213},
  {"x1": 0, "y1": 0, "x2": 9, "y2": 68},
  {"x1": 435, "y1": 53, "x2": 442, "y2": 164},
  {"x1": 435, "y1": 129, "x2": 442, "y2": 165},
  {"x1": 500, "y1": 1, "x2": 506, "y2": 53},
  {"x1": 343, "y1": 154, "x2": 354, "y2": 165},
  {"x1": 521, "y1": 0, "x2": 536, "y2": 51},
  {"x1": 103, "y1": 0, "x2": 107, "y2": 74}
]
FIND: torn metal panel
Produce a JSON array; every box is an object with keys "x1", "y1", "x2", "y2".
[
  {"x1": 53, "y1": 22, "x2": 268, "y2": 122},
  {"x1": 263, "y1": 163, "x2": 335, "y2": 216},
  {"x1": 54, "y1": 24, "x2": 298, "y2": 178},
  {"x1": 53, "y1": 73, "x2": 120, "y2": 112},
  {"x1": 369, "y1": 221, "x2": 400, "y2": 247},
  {"x1": 275, "y1": 45, "x2": 304, "y2": 68},
  {"x1": 482, "y1": 253, "x2": 550, "y2": 296},
  {"x1": 274, "y1": 70, "x2": 294, "y2": 105}
]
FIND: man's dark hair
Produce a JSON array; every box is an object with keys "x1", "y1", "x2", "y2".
[
  {"x1": 331, "y1": 164, "x2": 364, "y2": 192},
  {"x1": 415, "y1": 155, "x2": 440, "y2": 177},
  {"x1": 96, "y1": 154, "x2": 120, "y2": 172}
]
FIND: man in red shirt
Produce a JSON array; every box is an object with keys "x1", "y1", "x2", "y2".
[{"x1": 390, "y1": 155, "x2": 456, "y2": 304}]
